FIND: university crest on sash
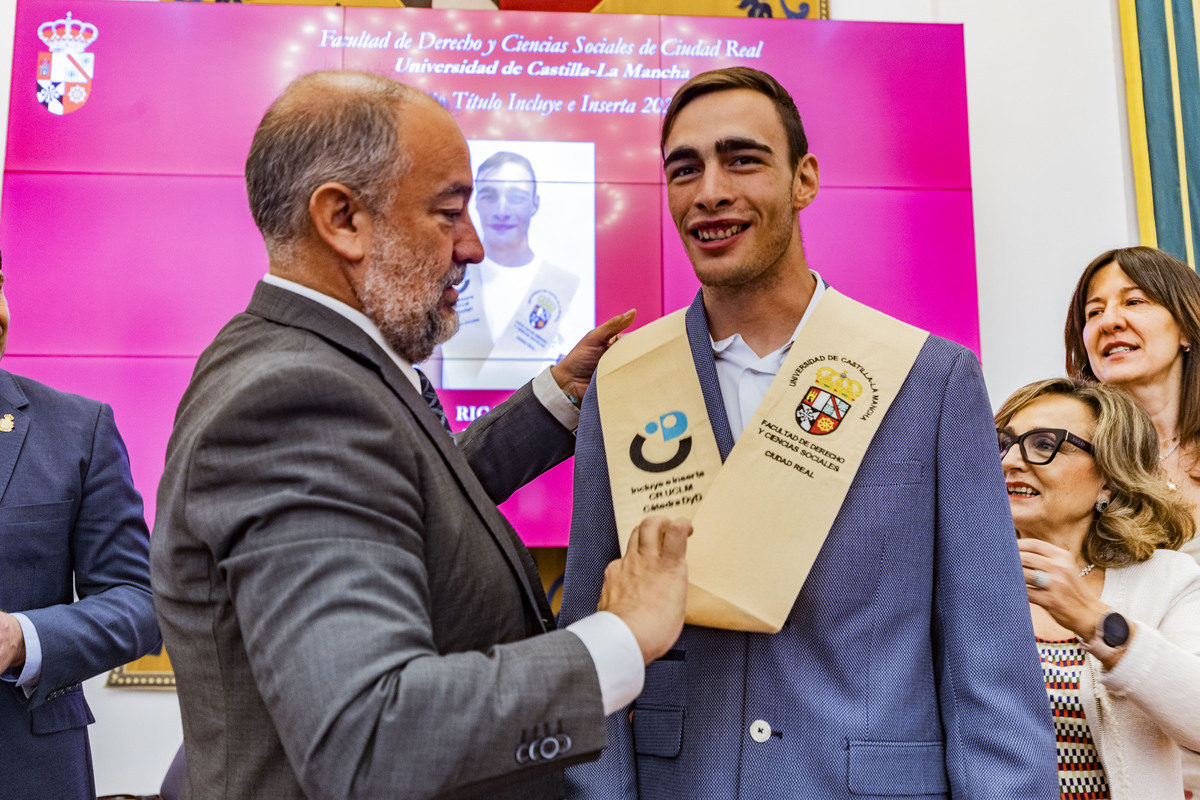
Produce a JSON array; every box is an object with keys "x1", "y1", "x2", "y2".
[
  {"x1": 36, "y1": 11, "x2": 98, "y2": 116},
  {"x1": 527, "y1": 291, "x2": 559, "y2": 330},
  {"x1": 795, "y1": 366, "x2": 862, "y2": 435}
]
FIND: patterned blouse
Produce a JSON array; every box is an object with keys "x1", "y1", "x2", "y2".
[{"x1": 1037, "y1": 637, "x2": 1111, "y2": 800}]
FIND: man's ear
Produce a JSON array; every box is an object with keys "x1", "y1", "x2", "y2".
[
  {"x1": 792, "y1": 153, "x2": 820, "y2": 212},
  {"x1": 309, "y1": 182, "x2": 373, "y2": 264}
]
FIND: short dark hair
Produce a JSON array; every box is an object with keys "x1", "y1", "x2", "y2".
[
  {"x1": 1064, "y1": 246, "x2": 1200, "y2": 444},
  {"x1": 475, "y1": 151, "x2": 537, "y2": 193},
  {"x1": 245, "y1": 71, "x2": 417, "y2": 247},
  {"x1": 660, "y1": 66, "x2": 808, "y2": 172}
]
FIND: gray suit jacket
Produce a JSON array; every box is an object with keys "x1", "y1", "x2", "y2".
[{"x1": 151, "y1": 282, "x2": 607, "y2": 799}]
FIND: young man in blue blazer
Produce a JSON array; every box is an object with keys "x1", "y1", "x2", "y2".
[{"x1": 560, "y1": 68, "x2": 1057, "y2": 799}]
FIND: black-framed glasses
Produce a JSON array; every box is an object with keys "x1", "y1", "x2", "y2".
[{"x1": 997, "y1": 428, "x2": 1094, "y2": 465}]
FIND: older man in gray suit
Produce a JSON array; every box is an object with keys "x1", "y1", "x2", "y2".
[{"x1": 150, "y1": 71, "x2": 689, "y2": 800}]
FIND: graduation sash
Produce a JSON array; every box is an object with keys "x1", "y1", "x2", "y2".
[
  {"x1": 443, "y1": 258, "x2": 580, "y2": 389},
  {"x1": 596, "y1": 289, "x2": 928, "y2": 632}
]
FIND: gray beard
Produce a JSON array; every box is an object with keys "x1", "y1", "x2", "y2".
[{"x1": 358, "y1": 227, "x2": 463, "y2": 364}]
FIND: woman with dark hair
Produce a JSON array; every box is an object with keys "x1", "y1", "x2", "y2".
[
  {"x1": 997, "y1": 378, "x2": 1200, "y2": 799},
  {"x1": 1064, "y1": 246, "x2": 1200, "y2": 562}
]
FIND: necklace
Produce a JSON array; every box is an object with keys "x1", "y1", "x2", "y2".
[
  {"x1": 1161, "y1": 436, "x2": 1182, "y2": 491},
  {"x1": 1079, "y1": 563, "x2": 1096, "y2": 577}
]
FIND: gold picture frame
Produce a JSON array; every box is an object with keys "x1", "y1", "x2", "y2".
[{"x1": 106, "y1": 648, "x2": 176, "y2": 690}]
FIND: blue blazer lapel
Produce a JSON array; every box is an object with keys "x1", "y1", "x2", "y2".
[
  {"x1": 0, "y1": 371, "x2": 30, "y2": 506},
  {"x1": 245, "y1": 282, "x2": 550, "y2": 626},
  {"x1": 685, "y1": 293, "x2": 736, "y2": 461}
]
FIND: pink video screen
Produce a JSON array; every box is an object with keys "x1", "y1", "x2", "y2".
[{"x1": 2, "y1": 1, "x2": 975, "y2": 546}]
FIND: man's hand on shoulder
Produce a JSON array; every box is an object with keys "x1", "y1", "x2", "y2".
[
  {"x1": 0, "y1": 611, "x2": 26, "y2": 672},
  {"x1": 551, "y1": 309, "x2": 636, "y2": 404},
  {"x1": 599, "y1": 515, "x2": 690, "y2": 665}
]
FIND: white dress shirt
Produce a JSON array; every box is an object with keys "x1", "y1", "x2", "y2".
[{"x1": 712, "y1": 274, "x2": 826, "y2": 438}]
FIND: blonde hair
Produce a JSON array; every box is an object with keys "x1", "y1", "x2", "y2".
[{"x1": 995, "y1": 378, "x2": 1194, "y2": 566}]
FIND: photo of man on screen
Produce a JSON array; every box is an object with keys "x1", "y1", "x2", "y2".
[
  {"x1": 476, "y1": 152, "x2": 543, "y2": 269},
  {"x1": 438, "y1": 145, "x2": 594, "y2": 391}
]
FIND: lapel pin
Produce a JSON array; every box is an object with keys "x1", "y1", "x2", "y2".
[{"x1": 0, "y1": 414, "x2": 14, "y2": 433}]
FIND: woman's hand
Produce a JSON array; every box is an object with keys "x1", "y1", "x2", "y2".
[{"x1": 1018, "y1": 537, "x2": 1107, "y2": 639}]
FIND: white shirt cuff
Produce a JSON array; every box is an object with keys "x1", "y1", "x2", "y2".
[
  {"x1": 3, "y1": 613, "x2": 42, "y2": 697},
  {"x1": 566, "y1": 611, "x2": 644, "y2": 715},
  {"x1": 532, "y1": 367, "x2": 580, "y2": 432}
]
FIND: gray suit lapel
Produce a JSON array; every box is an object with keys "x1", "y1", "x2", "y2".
[
  {"x1": 0, "y1": 371, "x2": 30, "y2": 506},
  {"x1": 365, "y1": 346, "x2": 551, "y2": 625},
  {"x1": 244, "y1": 282, "x2": 548, "y2": 624}
]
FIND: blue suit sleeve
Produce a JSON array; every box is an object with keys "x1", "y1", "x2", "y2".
[
  {"x1": 931, "y1": 350, "x2": 1058, "y2": 799},
  {"x1": 560, "y1": 384, "x2": 639, "y2": 799},
  {"x1": 22, "y1": 403, "x2": 160, "y2": 705}
]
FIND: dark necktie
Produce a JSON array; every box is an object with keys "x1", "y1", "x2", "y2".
[{"x1": 413, "y1": 368, "x2": 454, "y2": 438}]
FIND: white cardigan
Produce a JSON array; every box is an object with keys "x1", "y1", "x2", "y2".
[{"x1": 1079, "y1": 549, "x2": 1200, "y2": 799}]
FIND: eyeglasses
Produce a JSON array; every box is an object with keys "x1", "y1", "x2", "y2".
[{"x1": 997, "y1": 428, "x2": 1094, "y2": 465}]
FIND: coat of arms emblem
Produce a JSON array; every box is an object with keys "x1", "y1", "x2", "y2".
[
  {"x1": 795, "y1": 366, "x2": 863, "y2": 435},
  {"x1": 36, "y1": 11, "x2": 98, "y2": 116},
  {"x1": 527, "y1": 292, "x2": 559, "y2": 330}
]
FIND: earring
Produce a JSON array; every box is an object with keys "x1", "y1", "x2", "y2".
[{"x1": 1095, "y1": 498, "x2": 1110, "y2": 513}]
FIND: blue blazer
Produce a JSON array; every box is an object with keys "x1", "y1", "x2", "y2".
[
  {"x1": 560, "y1": 293, "x2": 1058, "y2": 799},
  {"x1": 0, "y1": 370, "x2": 159, "y2": 800}
]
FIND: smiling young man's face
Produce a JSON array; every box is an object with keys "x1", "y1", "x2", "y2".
[{"x1": 662, "y1": 88, "x2": 815, "y2": 290}]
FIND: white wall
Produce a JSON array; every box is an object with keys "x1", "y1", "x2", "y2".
[
  {"x1": 84, "y1": 673, "x2": 183, "y2": 796},
  {"x1": 0, "y1": 1, "x2": 1138, "y2": 794},
  {"x1": 837, "y1": 0, "x2": 1139, "y2": 406}
]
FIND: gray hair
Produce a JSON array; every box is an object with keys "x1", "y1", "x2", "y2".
[{"x1": 245, "y1": 71, "x2": 418, "y2": 247}]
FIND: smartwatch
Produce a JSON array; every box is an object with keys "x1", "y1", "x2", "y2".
[
  {"x1": 1100, "y1": 610, "x2": 1131, "y2": 647},
  {"x1": 1082, "y1": 609, "x2": 1131, "y2": 659}
]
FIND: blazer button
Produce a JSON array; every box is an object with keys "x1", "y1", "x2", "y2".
[
  {"x1": 749, "y1": 719, "x2": 772, "y2": 743},
  {"x1": 537, "y1": 736, "x2": 561, "y2": 760}
]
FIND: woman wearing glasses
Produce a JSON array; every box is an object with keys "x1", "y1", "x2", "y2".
[
  {"x1": 1064, "y1": 246, "x2": 1200, "y2": 563},
  {"x1": 996, "y1": 377, "x2": 1200, "y2": 800}
]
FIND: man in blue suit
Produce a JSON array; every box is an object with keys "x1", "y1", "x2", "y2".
[
  {"x1": 560, "y1": 68, "x2": 1057, "y2": 798},
  {"x1": 0, "y1": 258, "x2": 160, "y2": 800}
]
